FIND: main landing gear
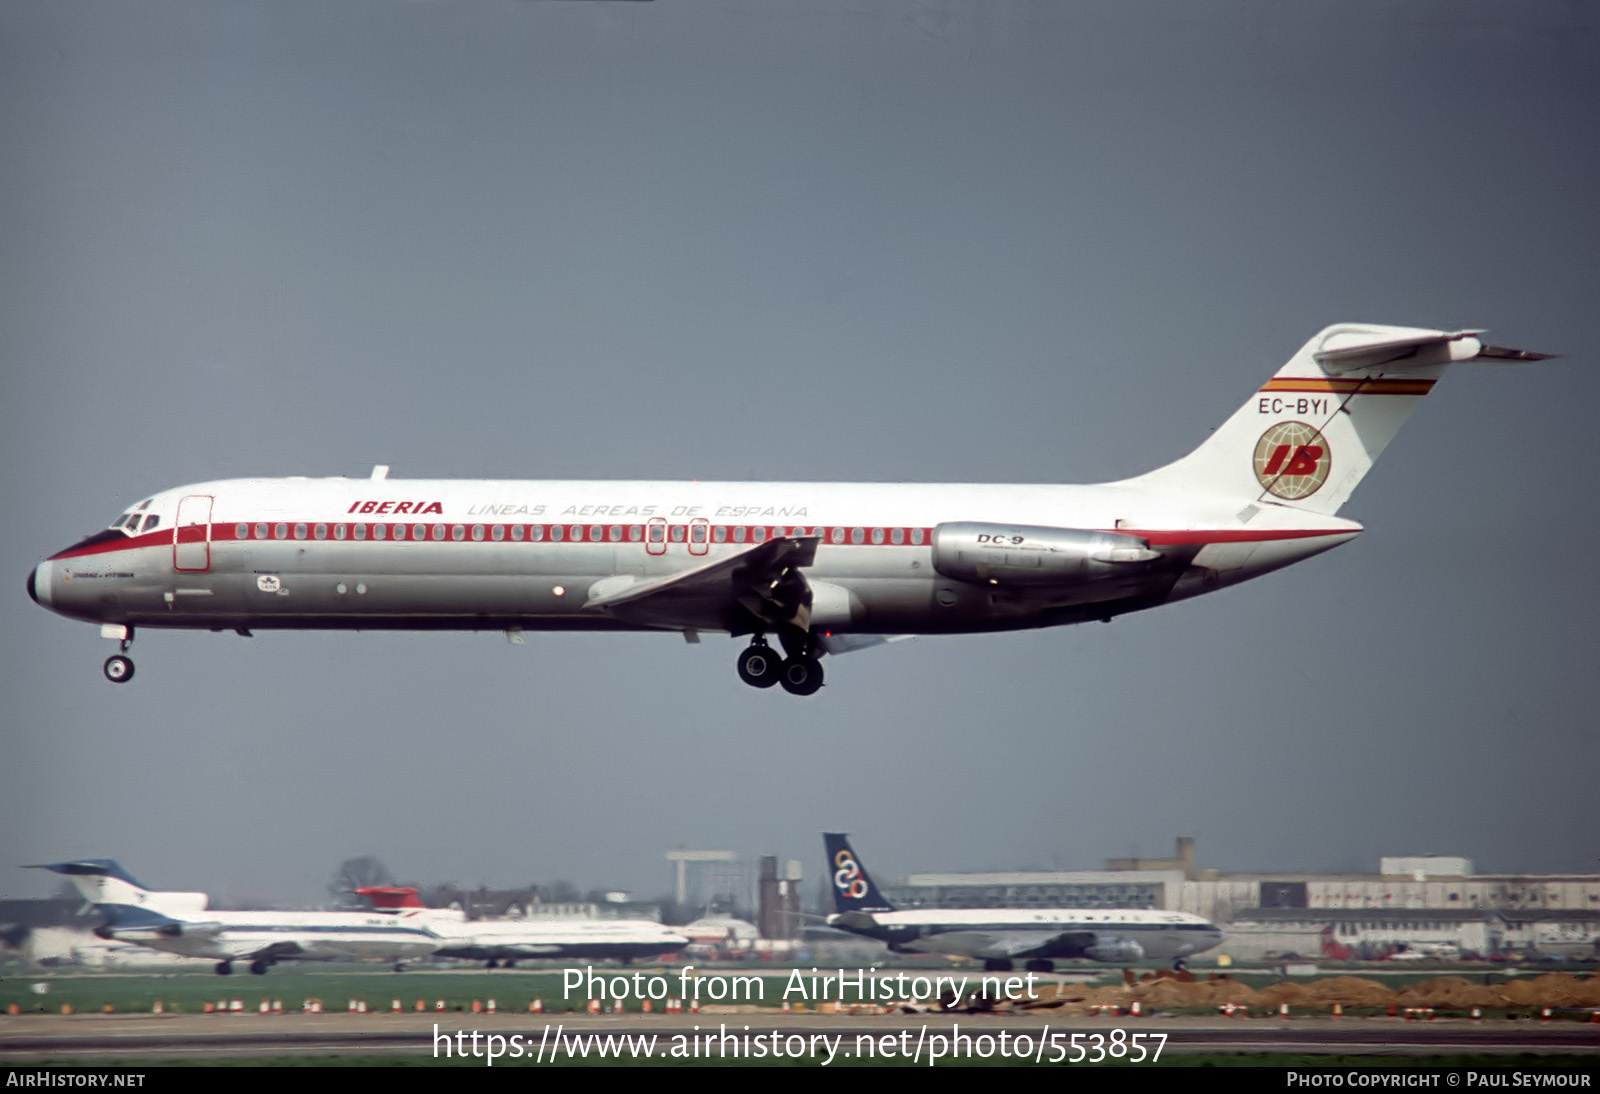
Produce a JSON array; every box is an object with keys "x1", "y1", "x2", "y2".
[
  {"x1": 736, "y1": 636, "x2": 824, "y2": 696},
  {"x1": 102, "y1": 626, "x2": 135, "y2": 684}
]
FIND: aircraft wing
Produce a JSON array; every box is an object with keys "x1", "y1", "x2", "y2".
[
  {"x1": 907, "y1": 930, "x2": 1096, "y2": 960},
  {"x1": 583, "y1": 535, "x2": 819, "y2": 633}
]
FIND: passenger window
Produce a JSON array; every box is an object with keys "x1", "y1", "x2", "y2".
[
  {"x1": 511, "y1": 525, "x2": 524, "y2": 541},
  {"x1": 431, "y1": 525, "x2": 445, "y2": 541},
  {"x1": 392, "y1": 525, "x2": 405, "y2": 541},
  {"x1": 713, "y1": 526, "x2": 726, "y2": 543},
  {"x1": 609, "y1": 525, "x2": 622, "y2": 542},
  {"x1": 550, "y1": 525, "x2": 564, "y2": 542},
  {"x1": 831, "y1": 527, "x2": 845, "y2": 544},
  {"x1": 532, "y1": 525, "x2": 545, "y2": 541},
  {"x1": 871, "y1": 528, "x2": 884, "y2": 544},
  {"x1": 851, "y1": 527, "x2": 864, "y2": 544},
  {"x1": 628, "y1": 525, "x2": 642, "y2": 542},
  {"x1": 354, "y1": 524, "x2": 368, "y2": 541},
  {"x1": 490, "y1": 525, "x2": 503, "y2": 541},
  {"x1": 691, "y1": 524, "x2": 707, "y2": 543},
  {"x1": 334, "y1": 524, "x2": 347, "y2": 540},
  {"x1": 412, "y1": 524, "x2": 426, "y2": 540},
  {"x1": 733, "y1": 526, "x2": 746, "y2": 543},
  {"x1": 648, "y1": 524, "x2": 664, "y2": 542},
  {"x1": 891, "y1": 528, "x2": 904, "y2": 544},
  {"x1": 294, "y1": 524, "x2": 307, "y2": 540},
  {"x1": 255, "y1": 524, "x2": 267, "y2": 539},
  {"x1": 911, "y1": 528, "x2": 925, "y2": 545},
  {"x1": 451, "y1": 525, "x2": 465, "y2": 541},
  {"x1": 753, "y1": 527, "x2": 767, "y2": 542},
  {"x1": 314, "y1": 524, "x2": 327, "y2": 539},
  {"x1": 670, "y1": 525, "x2": 685, "y2": 542},
  {"x1": 275, "y1": 523, "x2": 288, "y2": 540}
]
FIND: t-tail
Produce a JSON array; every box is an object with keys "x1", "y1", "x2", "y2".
[
  {"x1": 1121, "y1": 324, "x2": 1553, "y2": 515},
  {"x1": 30, "y1": 859, "x2": 209, "y2": 918},
  {"x1": 823, "y1": 833, "x2": 895, "y2": 916}
]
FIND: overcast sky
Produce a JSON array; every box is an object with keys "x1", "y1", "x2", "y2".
[{"x1": 3, "y1": 0, "x2": 1596, "y2": 910}]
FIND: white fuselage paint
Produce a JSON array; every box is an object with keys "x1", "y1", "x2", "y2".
[{"x1": 30, "y1": 475, "x2": 1361, "y2": 637}]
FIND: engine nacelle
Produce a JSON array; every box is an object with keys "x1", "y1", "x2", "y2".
[
  {"x1": 1084, "y1": 936, "x2": 1146, "y2": 964},
  {"x1": 931, "y1": 522, "x2": 1159, "y2": 587}
]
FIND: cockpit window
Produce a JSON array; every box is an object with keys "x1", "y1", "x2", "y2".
[
  {"x1": 121, "y1": 513, "x2": 141, "y2": 530},
  {"x1": 141, "y1": 515, "x2": 161, "y2": 533}
]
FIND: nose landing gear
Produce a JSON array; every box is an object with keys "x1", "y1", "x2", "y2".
[{"x1": 102, "y1": 627, "x2": 136, "y2": 683}]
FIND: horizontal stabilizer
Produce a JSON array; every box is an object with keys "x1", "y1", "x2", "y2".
[
  {"x1": 1476, "y1": 343, "x2": 1557, "y2": 362},
  {"x1": 1312, "y1": 328, "x2": 1485, "y2": 372}
]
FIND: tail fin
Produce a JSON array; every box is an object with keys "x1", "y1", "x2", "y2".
[
  {"x1": 1123, "y1": 324, "x2": 1552, "y2": 515},
  {"x1": 355, "y1": 886, "x2": 426, "y2": 911},
  {"x1": 30, "y1": 859, "x2": 208, "y2": 917},
  {"x1": 823, "y1": 833, "x2": 895, "y2": 915}
]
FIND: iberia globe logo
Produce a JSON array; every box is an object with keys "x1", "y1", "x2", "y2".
[{"x1": 1253, "y1": 421, "x2": 1331, "y2": 500}]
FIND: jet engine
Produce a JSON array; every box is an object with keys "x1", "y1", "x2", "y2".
[
  {"x1": 1084, "y1": 936, "x2": 1146, "y2": 963},
  {"x1": 95, "y1": 922, "x2": 182, "y2": 941},
  {"x1": 931, "y1": 522, "x2": 1159, "y2": 587}
]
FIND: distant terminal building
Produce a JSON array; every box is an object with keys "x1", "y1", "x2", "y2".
[{"x1": 882, "y1": 838, "x2": 1600, "y2": 961}]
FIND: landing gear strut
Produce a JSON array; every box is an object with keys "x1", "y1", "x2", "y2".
[{"x1": 102, "y1": 627, "x2": 135, "y2": 684}]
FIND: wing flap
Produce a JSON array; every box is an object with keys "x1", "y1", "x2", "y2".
[{"x1": 584, "y1": 535, "x2": 819, "y2": 631}]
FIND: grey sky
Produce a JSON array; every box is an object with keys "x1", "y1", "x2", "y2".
[{"x1": 3, "y1": 1, "x2": 1596, "y2": 908}]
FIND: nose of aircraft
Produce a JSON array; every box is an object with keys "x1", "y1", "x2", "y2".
[{"x1": 27, "y1": 560, "x2": 51, "y2": 607}]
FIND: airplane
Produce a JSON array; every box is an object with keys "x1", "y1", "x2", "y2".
[
  {"x1": 32, "y1": 860, "x2": 441, "y2": 975},
  {"x1": 821, "y1": 833, "x2": 1224, "y2": 972},
  {"x1": 355, "y1": 886, "x2": 690, "y2": 966},
  {"x1": 26, "y1": 323, "x2": 1552, "y2": 694}
]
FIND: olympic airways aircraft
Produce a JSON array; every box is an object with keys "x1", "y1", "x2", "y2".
[
  {"x1": 823, "y1": 834, "x2": 1224, "y2": 972},
  {"x1": 33, "y1": 860, "x2": 441, "y2": 975},
  {"x1": 356, "y1": 886, "x2": 689, "y2": 967},
  {"x1": 26, "y1": 323, "x2": 1549, "y2": 694}
]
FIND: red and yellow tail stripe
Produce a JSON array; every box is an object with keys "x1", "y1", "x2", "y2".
[{"x1": 1260, "y1": 377, "x2": 1436, "y2": 396}]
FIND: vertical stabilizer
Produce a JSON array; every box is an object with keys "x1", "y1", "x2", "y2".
[
  {"x1": 823, "y1": 833, "x2": 895, "y2": 915},
  {"x1": 1122, "y1": 324, "x2": 1550, "y2": 516}
]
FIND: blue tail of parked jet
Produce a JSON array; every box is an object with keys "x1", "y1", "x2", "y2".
[
  {"x1": 30, "y1": 859, "x2": 209, "y2": 918},
  {"x1": 823, "y1": 833, "x2": 895, "y2": 915}
]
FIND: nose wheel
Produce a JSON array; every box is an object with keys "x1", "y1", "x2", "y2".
[{"x1": 100, "y1": 627, "x2": 135, "y2": 683}]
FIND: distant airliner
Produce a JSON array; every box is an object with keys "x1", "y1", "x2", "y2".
[
  {"x1": 34, "y1": 860, "x2": 439, "y2": 975},
  {"x1": 356, "y1": 886, "x2": 688, "y2": 966},
  {"x1": 822, "y1": 834, "x2": 1223, "y2": 972},
  {"x1": 27, "y1": 324, "x2": 1549, "y2": 693}
]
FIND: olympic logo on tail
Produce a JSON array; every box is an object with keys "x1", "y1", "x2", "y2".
[{"x1": 833, "y1": 850, "x2": 868, "y2": 899}]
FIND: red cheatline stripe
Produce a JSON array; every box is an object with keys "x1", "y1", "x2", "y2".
[
  {"x1": 1260, "y1": 378, "x2": 1436, "y2": 395},
  {"x1": 47, "y1": 521, "x2": 1354, "y2": 560}
]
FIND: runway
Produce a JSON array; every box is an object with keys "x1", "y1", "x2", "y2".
[{"x1": 4, "y1": 1012, "x2": 1597, "y2": 1064}]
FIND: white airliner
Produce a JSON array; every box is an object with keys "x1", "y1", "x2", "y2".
[
  {"x1": 27, "y1": 324, "x2": 1549, "y2": 694},
  {"x1": 823, "y1": 834, "x2": 1224, "y2": 971},
  {"x1": 33, "y1": 860, "x2": 440, "y2": 975},
  {"x1": 356, "y1": 886, "x2": 689, "y2": 966}
]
